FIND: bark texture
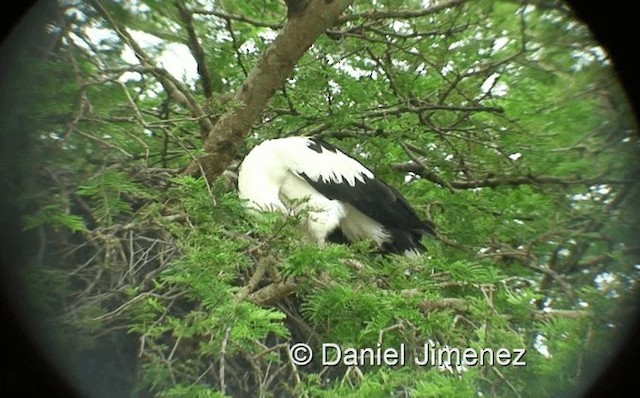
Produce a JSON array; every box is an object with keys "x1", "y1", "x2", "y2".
[{"x1": 185, "y1": 0, "x2": 354, "y2": 182}]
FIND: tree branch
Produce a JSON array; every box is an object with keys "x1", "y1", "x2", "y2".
[
  {"x1": 339, "y1": 0, "x2": 468, "y2": 23},
  {"x1": 192, "y1": 8, "x2": 283, "y2": 30},
  {"x1": 91, "y1": 0, "x2": 215, "y2": 141},
  {"x1": 391, "y1": 161, "x2": 632, "y2": 189},
  {"x1": 248, "y1": 280, "x2": 298, "y2": 305},
  {"x1": 175, "y1": 0, "x2": 213, "y2": 99},
  {"x1": 185, "y1": 0, "x2": 354, "y2": 182},
  {"x1": 533, "y1": 309, "x2": 591, "y2": 321}
]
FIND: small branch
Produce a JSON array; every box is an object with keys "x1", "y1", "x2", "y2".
[
  {"x1": 400, "y1": 143, "x2": 455, "y2": 193},
  {"x1": 377, "y1": 322, "x2": 405, "y2": 346},
  {"x1": 91, "y1": 291, "x2": 182, "y2": 322},
  {"x1": 391, "y1": 162, "x2": 632, "y2": 189},
  {"x1": 492, "y1": 367, "x2": 522, "y2": 398},
  {"x1": 185, "y1": 0, "x2": 354, "y2": 182},
  {"x1": 248, "y1": 280, "x2": 298, "y2": 305},
  {"x1": 363, "y1": 103, "x2": 503, "y2": 120},
  {"x1": 416, "y1": 298, "x2": 468, "y2": 312},
  {"x1": 339, "y1": 0, "x2": 468, "y2": 23},
  {"x1": 175, "y1": 0, "x2": 214, "y2": 98},
  {"x1": 285, "y1": 345, "x2": 305, "y2": 395},
  {"x1": 235, "y1": 257, "x2": 275, "y2": 302},
  {"x1": 91, "y1": 0, "x2": 214, "y2": 141},
  {"x1": 223, "y1": 16, "x2": 249, "y2": 78},
  {"x1": 220, "y1": 326, "x2": 231, "y2": 395},
  {"x1": 355, "y1": 23, "x2": 469, "y2": 40},
  {"x1": 192, "y1": 8, "x2": 282, "y2": 30},
  {"x1": 533, "y1": 309, "x2": 591, "y2": 321}
]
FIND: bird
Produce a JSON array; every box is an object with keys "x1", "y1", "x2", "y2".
[{"x1": 237, "y1": 136, "x2": 435, "y2": 256}]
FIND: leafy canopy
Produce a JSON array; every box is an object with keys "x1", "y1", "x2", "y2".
[{"x1": 6, "y1": 0, "x2": 638, "y2": 397}]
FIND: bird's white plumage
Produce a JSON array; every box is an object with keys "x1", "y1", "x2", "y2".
[
  {"x1": 238, "y1": 136, "x2": 433, "y2": 254},
  {"x1": 238, "y1": 137, "x2": 386, "y2": 247},
  {"x1": 290, "y1": 140, "x2": 374, "y2": 186}
]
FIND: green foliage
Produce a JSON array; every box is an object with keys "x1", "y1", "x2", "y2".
[
  {"x1": 160, "y1": 384, "x2": 229, "y2": 398},
  {"x1": 10, "y1": 0, "x2": 638, "y2": 397},
  {"x1": 23, "y1": 201, "x2": 88, "y2": 233},
  {"x1": 77, "y1": 170, "x2": 153, "y2": 225}
]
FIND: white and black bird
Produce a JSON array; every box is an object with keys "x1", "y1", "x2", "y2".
[{"x1": 237, "y1": 136, "x2": 435, "y2": 255}]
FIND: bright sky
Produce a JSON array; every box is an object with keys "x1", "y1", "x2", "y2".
[
  {"x1": 122, "y1": 30, "x2": 198, "y2": 84},
  {"x1": 77, "y1": 23, "x2": 199, "y2": 84}
]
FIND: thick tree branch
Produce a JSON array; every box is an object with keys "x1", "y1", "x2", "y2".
[
  {"x1": 192, "y1": 9, "x2": 282, "y2": 30},
  {"x1": 391, "y1": 161, "x2": 632, "y2": 189},
  {"x1": 365, "y1": 103, "x2": 504, "y2": 119},
  {"x1": 339, "y1": 0, "x2": 468, "y2": 23},
  {"x1": 185, "y1": 0, "x2": 354, "y2": 181}
]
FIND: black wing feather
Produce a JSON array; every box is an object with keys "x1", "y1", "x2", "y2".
[
  {"x1": 300, "y1": 171, "x2": 433, "y2": 233},
  {"x1": 300, "y1": 138, "x2": 436, "y2": 249}
]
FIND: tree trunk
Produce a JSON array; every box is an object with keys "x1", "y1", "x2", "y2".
[{"x1": 185, "y1": 0, "x2": 354, "y2": 182}]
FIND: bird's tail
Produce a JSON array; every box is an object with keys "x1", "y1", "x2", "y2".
[{"x1": 382, "y1": 222, "x2": 435, "y2": 256}]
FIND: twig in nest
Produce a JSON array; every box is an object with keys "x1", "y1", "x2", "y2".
[
  {"x1": 416, "y1": 298, "x2": 468, "y2": 313},
  {"x1": 220, "y1": 325, "x2": 232, "y2": 395},
  {"x1": 248, "y1": 280, "x2": 298, "y2": 305},
  {"x1": 285, "y1": 345, "x2": 305, "y2": 396},
  {"x1": 377, "y1": 321, "x2": 405, "y2": 346},
  {"x1": 234, "y1": 256, "x2": 274, "y2": 302}
]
